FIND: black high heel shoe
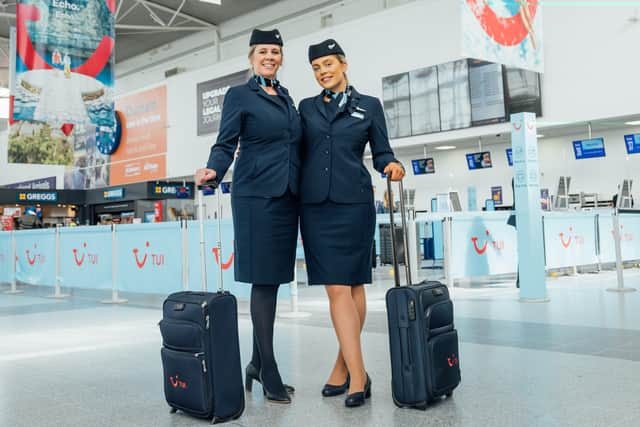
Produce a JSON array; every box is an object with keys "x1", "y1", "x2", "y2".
[
  {"x1": 321, "y1": 374, "x2": 350, "y2": 397},
  {"x1": 344, "y1": 374, "x2": 371, "y2": 408},
  {"x1": 245, "y1": 362, "x2": 295, "y2": 394},
  {"x1": 259, "y1": 371, "x2": 291, "y2": 404}
]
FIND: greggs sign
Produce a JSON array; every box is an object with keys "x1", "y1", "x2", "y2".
[{"x1": 17, "y1": 192, "x2": 58, "y2": 203}]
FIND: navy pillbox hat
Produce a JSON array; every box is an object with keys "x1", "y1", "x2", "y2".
[
  {"x1": 308, "y1": 39, "x2": 345, "y2": 63},
  {"x1": 249, "y1": 28, "x2": 283, "y2": 46}
]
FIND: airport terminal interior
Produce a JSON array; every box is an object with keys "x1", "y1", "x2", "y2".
[{"x1": 1, "y1": 1, "x2": 640, "y2": 426}]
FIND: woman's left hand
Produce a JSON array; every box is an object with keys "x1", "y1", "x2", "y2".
[{"x1": 384, "y1": 162, "x2": 405, "y2": 181}]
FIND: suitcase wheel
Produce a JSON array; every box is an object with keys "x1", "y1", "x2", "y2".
[
  {"x1": 446, "y1": 391, "x2": 453, "y2": 398},
  {"x1": 169, "y1": 407, "x2": 177, "y2": 414},
  {"x1": 415, "y1": 402, "x2": 428, "y2": 411}
]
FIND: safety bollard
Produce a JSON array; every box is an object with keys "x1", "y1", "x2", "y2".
[
  {"x1": 101, "y1": 223, "x2": 128, "y2": 304},
  {"x1": 4, "y1": 231, "x2": 23, "y2": 295},
  {"x1": 46, "y1": 225, "x2": 69, "y2": 299}
]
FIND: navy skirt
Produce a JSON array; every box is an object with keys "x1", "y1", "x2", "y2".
[
  {"x1": 231, "y1": 191, "x2": 298, "y2": 285},
  {"x1": 300, "y1": 201, "x2": 375, "y2": 285}
]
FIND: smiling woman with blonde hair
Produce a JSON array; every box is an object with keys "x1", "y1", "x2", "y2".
[
  {"x1": 298, "y1": 39, "x2": 404, "y2": 408},
  {"x1": 195, "y1": 28, "x2": 300, "y2": 405}
]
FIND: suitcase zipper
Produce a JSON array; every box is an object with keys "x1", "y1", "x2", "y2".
[{"x1": 205, "y1": 315, "x2": 210, "y2": 330}]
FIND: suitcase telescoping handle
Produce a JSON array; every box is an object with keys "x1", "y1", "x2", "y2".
[
  {"x1": 386, "y1": 176, "x2": 412, "y2": 287},
  {"x1": 197, "y1": 180, "x2": 224, "y2": 293}
]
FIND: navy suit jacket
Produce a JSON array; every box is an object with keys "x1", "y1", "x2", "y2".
[
  {"x1": 298, "y1": 87, "x2": 398, "y2": 204},
  {"x1": 206, "y1": 78, "x2": 301, "y2": 198}
]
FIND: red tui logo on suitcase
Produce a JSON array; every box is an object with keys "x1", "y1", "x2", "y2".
[
  {"x1": 169, "y1": 375, "x2": 187, "y2": 389},
  {"x1": 447, "y1": 353, "x2": 459, "y2": 368}
]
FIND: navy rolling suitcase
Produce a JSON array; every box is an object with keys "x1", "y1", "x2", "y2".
[
  {"x1": 385, "y1": 178, "x2": 461, "y2": 410},
  {"x1": 159, "y1": 182, "x2": 244, "y2": 423}
]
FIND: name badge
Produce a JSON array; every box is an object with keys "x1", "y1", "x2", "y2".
[{"x1": 351, "y1": 112, "x2": 365, "y2": 120}]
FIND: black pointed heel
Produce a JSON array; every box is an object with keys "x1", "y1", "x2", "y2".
[
  {"x1": 321, "y1": 374, "x2": 350, "y2": 397},
  {"x1": 246, "y1": 362, "x2": 295, "y2": 394},
  {"x1": 259, "y1": 371, "x2": 291, "y2": 404},
  {"x1": 345, "y1": 374, "x2": 371, "y2": 408}
]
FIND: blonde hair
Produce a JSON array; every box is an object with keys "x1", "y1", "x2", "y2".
[
  {"x1": 248, "y1": 45, "x2": 284, "y2": 75},
  {"x1": 336, "y1": 54, "x2": 348, "y2": 83}
]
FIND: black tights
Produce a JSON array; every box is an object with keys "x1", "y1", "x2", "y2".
[{"x1": 249, "y1": 284, "x2": 285, "y2": 393}]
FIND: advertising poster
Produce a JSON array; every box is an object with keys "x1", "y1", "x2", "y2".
[
  {"x1": 491, "y1": 186, "x2": 503, "y2": 205},
  {"x1": 462, "y1": 0, "x2": 543, "y2": 73},
  {"x1": 5, "y1": 176, "x2": 56, "y2": 189},
  {"x1": 109, "y1": 86, "x2": 167, "y2": 185},
  {"x1": 197, "y1": 69, "x2": 248, "y2": 135},
  {"x1": 10, "y1": 0, "x2": 116, "y2": 165}
]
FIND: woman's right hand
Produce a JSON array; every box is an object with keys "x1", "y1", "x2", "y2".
[{"x1": 195, "y1": 168, "x2": 217, "y2": 185}]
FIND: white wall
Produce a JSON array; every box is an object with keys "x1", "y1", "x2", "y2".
[{"x1": 376, "y1": 125, "x2": 640, "y2": 211}]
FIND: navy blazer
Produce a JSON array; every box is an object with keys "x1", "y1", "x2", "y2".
[
  {"x1": 206, "y1": 78, "x2": 301, "y2": 198},
  {"x1": 298, "y1": 87, "x2": 398, "y2": 204}
]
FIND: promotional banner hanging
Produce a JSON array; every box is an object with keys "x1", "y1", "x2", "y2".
[
  {"x1": 13, "y1": 0, "x2": 115, "y2": 126},
  {"x1": 462, "y1": 0, "x2": 543, "y2": 73}
]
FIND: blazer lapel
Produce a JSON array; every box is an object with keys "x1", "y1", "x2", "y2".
[
  {"x1": 313, "y1": 94, "x2": 329, "y2": 122},
  {"x1": 248, "y1": 78, "x2": 287, "y2": 112}
]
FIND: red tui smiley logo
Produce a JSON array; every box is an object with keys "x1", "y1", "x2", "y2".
[
  {"x1": 559, "y1": 227, "x2": 573, "y2": 248},
  {"x1": 212, "y1": 242, "x2": 235, "y2": 270},
  {"x1": 73, "y1": 243, "x2": 87, "y2": 266},
  {"x1": 133, "y1": 241, "x2": 150, "y2": 268},
  {"x1": 169, "y1": 375, "x2": 187, "y2": 389},
  {"x1": 447, "y1": 353, "x2": 459, "y2": 368},
  {"x1": 471, "y1": 230, "x2": 490, "y2": 255}
]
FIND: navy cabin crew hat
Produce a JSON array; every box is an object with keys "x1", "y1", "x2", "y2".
[
  {"x1": 249, "y1": 28, "x2": 283, "y2": 46},
  {"x1": 308, "y1": 38, "x2": 345, "y2": 63}
]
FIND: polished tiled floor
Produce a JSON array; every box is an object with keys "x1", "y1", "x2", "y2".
[{"x1": 1, "y1": 266, "x2": 640, "y2": 426}]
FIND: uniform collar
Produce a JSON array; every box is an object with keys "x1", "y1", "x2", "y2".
[
  {"x1": 313, "y1": 85, "x2": 362, "y2": 121},
  {"x1": 247, "y1": 77, "x2": 290, "y2": 96}
]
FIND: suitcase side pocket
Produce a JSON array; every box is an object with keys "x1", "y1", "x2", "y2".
[
  {"x1": 427, "y1": 330, "x2": 461, "y2": 397},
  {"x1": 161, "y1": 348, "x2": 212, "y2": 417},
  {"x1": 425, "y1": 300, "x2": 454, "y2": 338}
]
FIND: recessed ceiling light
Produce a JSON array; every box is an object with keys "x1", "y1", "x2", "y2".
[
  {"x1": 625, "y1": 120, "x2": 640, "y2": 125},
  {"x1": 537, "y1": 134, "x2": 544, "y2": 138},
  {"x1": 199, "y1": 0, "x2": 222, "y2": 4},
  {"x1": 435, "y1": 145, "x2": 456, "y2": 150}
]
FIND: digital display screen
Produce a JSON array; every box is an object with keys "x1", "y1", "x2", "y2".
[
  {"x1": 468, "y1": 60, "x2": 506, "y2": 125},
  {"x1": 504, "y1": 66, "x2": 542, "y2": 116},
  {"x1": 409, "y1": 66, "x2": 440, "y2": 134},
  {"x1": 573, "y1": 138, "x2": 606, "y2": 159},
  {"x1": 411, "y1": 158, "x2": 435, "y2": 175},
  {"x1": 624, "y1": 134, "x2": 640, "y2": 154},
  {"x1": 438, "y1": 59, "x2": 471, "y2": 131},
  {"x1": 466, "y1": 151, "x2": 493, "y2": 170},
  {"x1": 506, "y1": 148, "x2": 513, "y2": 166},
  {"x1": 382, "y1": 73, "x2": 411, "y2": 138}
]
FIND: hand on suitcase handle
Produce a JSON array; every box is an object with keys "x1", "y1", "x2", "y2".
[{"x1": 384, "y1": 162, "x2": 405, "y2": 182}]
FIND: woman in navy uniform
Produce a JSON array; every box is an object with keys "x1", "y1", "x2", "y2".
[
  {"x1": 195, "y1": 29, "x2": 300, "y2": 404},
  {"x1": 299, "y1": 39, "x2": 405, "y2": 407}
]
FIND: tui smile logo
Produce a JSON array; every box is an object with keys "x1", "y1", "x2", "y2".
[
  {"x1": 212, "y1": 243, "x2": 235, "y2": 270},
  {"x1": 447, "y1": 353, "x2": 459, "y2": 368},
  {"x1": 471, "y1": 230, "x2": 504, "y2": 255},
  {"x1": 559, "y1": 226, "x2": 584, "y2": 249},
  {"x1": 73, "y1": 243, "x2": 98, "y2": 267},
  {"x1": 25, "y1": 244, "x2": 45, "y2": 266},
  {"x1": 132, "y1": 241, "x2": 165, "y2": 269},
  {"x1": 611, "y1": 225, "x2": 635, "y2": 242},
  {"x1": 169, "y1": 375, "x2": 187, "y2": 389}
]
